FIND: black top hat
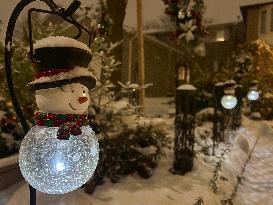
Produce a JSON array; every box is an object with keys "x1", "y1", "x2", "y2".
[{"x1": 28, "y1": 36, "x2": 96, "y2": 91}]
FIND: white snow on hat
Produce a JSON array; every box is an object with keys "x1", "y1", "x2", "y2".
[{"x1": 33, "y1": 36, "x2": 92, "y2": 54}]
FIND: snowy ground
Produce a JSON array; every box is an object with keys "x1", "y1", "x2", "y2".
[
  {"x1": 0, "y1": 98, "x2": 273, "y2": 205},
  {"x1": 233, "y1": 121, "x2": 273, "y2": 205},
  {"x1": 144, "y1": 97, "x2": 174, "y2": 116}
]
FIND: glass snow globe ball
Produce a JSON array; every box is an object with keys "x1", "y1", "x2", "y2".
[
  {"x1": 247, "y1": 90, "x2": 259, "y2": 101},
  {"x1": 221, "y1": 95, "x2": 237, "y2": 109},
  {"x1": 19, "y1": 125, "x2": 99, "y2": 194}
]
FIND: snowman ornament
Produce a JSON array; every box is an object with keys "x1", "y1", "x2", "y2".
[{"x1": 19, "y1": 36, "x2": 99, "y2": 194}]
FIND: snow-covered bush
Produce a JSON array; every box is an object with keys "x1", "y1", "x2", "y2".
[
  {"x1": 85, "y1": 124, "x2": 171, "y2": 193},
  {"x1": 0, "y1": 133, "x2": 19, "y2": 158},
  {"x1": 254, "y1": 94, "x2": 273, "y2": 120},
  {"x1": 232, "y1": 40, "x2": 273, "y2": 120},
  {"x1": 210, "y1": 143, "x2": 232, "y2": 193},
  {"x1": 0, "y1": 99, "x2": 24, "y2": 158},
  {"x1": 196, "y1": 107, "x2": 214, "y2": 123}
]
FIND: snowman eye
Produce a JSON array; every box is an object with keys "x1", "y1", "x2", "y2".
[
  {"x1": 72, "y1": 90, "x2": 74, "y2": 93},
  {"x1": 82, "y1": 90, "x2": 85, "y2": 93}
]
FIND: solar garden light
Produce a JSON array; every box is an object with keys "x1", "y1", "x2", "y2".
[
  {"x1": 221, "y1": 80, "x2": 238, "y2": 110},
  {"x1": 247, "y1": 80, "x2": 260, "y2": 101},
  {"x1": 5, "y1": 0, "x2": 99, "y2": 204}
]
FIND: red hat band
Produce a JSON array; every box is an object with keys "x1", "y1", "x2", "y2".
[{"x1": 36, "y1": 69, "x2": 72, "y2": 79}]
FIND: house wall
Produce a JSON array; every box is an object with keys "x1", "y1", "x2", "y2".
[
  {"x1": 259, "y1": 4, "x2": 273, "y2": 45},
  {"x1": 122, "y1": 32, "x2": 180, "y2": 97},
  {"x1": 243, "y1": 3, "x2": 273, "y2": 45},
  {"x1": 144, "y1": 37, "x2": 170, "y2": 96},
  {"x1": 245, "y1": 7, "x2": 260, "y2": 42},
  {"x1": 122, "y1": 22, "x2": 245, "y2": 97},
  {"x1": 203, "y1": 22, "x2": 245, "y2": 69}
]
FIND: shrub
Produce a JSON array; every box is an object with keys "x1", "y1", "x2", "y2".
[{"x1": 85, "y1": 124, "x2": 171, "y2": 193}]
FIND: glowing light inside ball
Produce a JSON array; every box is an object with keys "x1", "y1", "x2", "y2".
[
  {"x1": 221, "y1": 95, "x2": 237, "y2": 109},
  {"x1": 247, "y1": 90, "x2": 259, "y2": 101},
  {"x1": 56, "y1": 162, "x2": 65, "y2": 172},
  {"x1": 19, "y1": 126, "x2": 99, "y2": 194}
]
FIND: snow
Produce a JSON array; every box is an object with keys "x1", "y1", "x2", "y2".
[
  {"x1": 177, "y1": 84, "x2": 197, "y2": 91},
  {"x1": 264, "y1": 92, "x2": 273, "y2": 99},
  {"x1": 0, "y1": 99, "x2": 272, "y2": 205},
  {"x1": 196, "y1": 107, "x2": 214, "y2": 122},
  {"x1": 28, "y1": 67, "x2": 96, "y2": 85},
  {"x1": 33, "y1": 36, "x2": 91, "y2": 53},
  {"x1": 109, "y1": 100, "x2": 130, "y2": 114},
  {"x1": 1, "y1": 133, "x2": 15, "y2": 149},
  {"x1": 233, "y1": 120, "x2": 273, "y2": 205},
  {"x1": 119, "y1": 114, "x2": 168, "y2": 132},
  {"x1": 0, "y1": 154, "x2": 18, "y2": 169},
  {"x1": 133, "y1": 145, "x2": 158, "y2": 156},
  {"x1": 167, "y1": 108, "x2": 175, "y2": 116},
  {"x1": 225, "y1": 79, "x2": 236, "y2": 85},
  {"x1": 128, "y1": 83, "x2": 139, "y2": 89},
  {"x1": 121, "y1": 83, "x2": 149, "y2": 90},
  {"x1": 143, "y1": 29, "x2": 170, "y2": 34},
  {"x1": 214, "y1": 82, "x2": 225, "y2": 86},
  {"x1": 144, "y1": 97, "x2": 174, "y2": 116},
  {"x1": 250, "y1": 112, "x2": 262, "y2": 119},
  {"x1": 0, "y1": 121, "x2": 260, "y2": 205},
  {"x1": 195, "y1": 122, "x2": 213, "y2": 141}
]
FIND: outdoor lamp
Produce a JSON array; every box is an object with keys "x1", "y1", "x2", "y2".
[
  {"x1": 247, "y1": 80, "x2": 259, "y2": 101},
  {"x1": 19, "y1": 36, "x2": 99, "y2": 194},
  {"x1": 5, "y1": 0, "x2": 99, "y2": 200},
  {"x1": 221, "y1": 80, "x2": 237, "y2": 110}
]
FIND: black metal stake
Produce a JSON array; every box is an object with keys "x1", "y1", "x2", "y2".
[
  {"x1": 172, "y1": 85, "x2": 197, "y2": 175},
  {"x1": 212, "y1": 83, "x2": 225, "y2": 155},
  {"x1": 231, "y1": 85, "x2": 243, "y2": 130}
]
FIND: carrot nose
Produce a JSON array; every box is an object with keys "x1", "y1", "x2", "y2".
[{"x1": 78, "y1": 97, "x2": 88, "y2": 104}]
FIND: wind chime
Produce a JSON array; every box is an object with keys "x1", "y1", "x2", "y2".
[{"x1": 5, "y1": 0, "x2": 99, "y2": 204}]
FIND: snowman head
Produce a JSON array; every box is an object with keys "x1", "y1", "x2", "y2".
[
  {"x1": 28, "y1": 37, "x2": 96, "y2": 114},
  {"x1": 35, "y1": 83, "x2": 90, "y2": 114}
]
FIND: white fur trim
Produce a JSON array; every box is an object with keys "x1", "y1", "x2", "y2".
[{"x1": 28, "y1": 67, "x2": 96, "y2": 85}]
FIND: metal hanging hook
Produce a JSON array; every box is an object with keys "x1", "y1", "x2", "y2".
[
  {"x1": 62, "y1": 0, "x2": 81, "y2": 17},
  {"x1": 28, "y1": 0, "x2": 92, "y2": 63}
]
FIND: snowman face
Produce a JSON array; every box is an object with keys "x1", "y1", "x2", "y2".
[{"x1": 35, "y1": 83, "x2": 90, "y2": 114}]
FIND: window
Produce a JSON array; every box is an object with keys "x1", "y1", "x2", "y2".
[
  {"x1": 260, "y1": 10, "x2": 267, "y2": 34},
  {"x1": 270, "y1": 8, "x2": 273, "y2": 31},
  {"x1": 178, "y1": 65, "x2": 186, "y2": 82},
  {"x1": 216, "y1": 30, "x2": 225, "y2": 41}
]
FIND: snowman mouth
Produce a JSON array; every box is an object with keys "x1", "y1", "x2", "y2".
[{"x1": 69, "y1": 103, "x2": 77, "y2": 111}]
